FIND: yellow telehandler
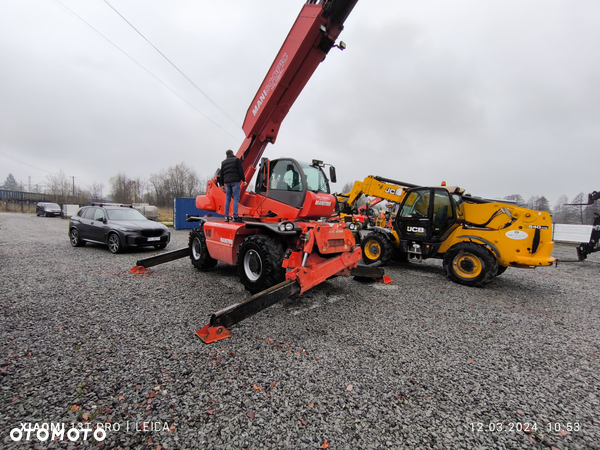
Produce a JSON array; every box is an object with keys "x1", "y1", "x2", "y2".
[{"x1": 336, "y1": 176, "x2": 555, "y2": 287}]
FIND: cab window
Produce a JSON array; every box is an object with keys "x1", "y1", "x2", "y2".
[
  {"x1": 433, "y1": 191, "x2": 453, "y2": 222},
  {"x1": 269, "y1": 160, "x2": 301, "y2": 191},
  {"x1": 399, "y1": 190, "x2": 430, "y2": 217},
  {"x1": 299, "y1": 161, "x2": 329, "y2": 193}
]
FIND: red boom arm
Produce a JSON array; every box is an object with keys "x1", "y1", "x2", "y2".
[{"x1": 234, "y1": 0, "x2": 358, "y2": 194}]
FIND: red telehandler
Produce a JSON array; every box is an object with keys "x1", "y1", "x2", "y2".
[{"x1": 131, "y1": 0, "x2": 381, "y2": 343}]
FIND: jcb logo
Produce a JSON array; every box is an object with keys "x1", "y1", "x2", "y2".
[
  {"x1": 407, "y1": 226, "x2": 425, "y2": 233},
  {"x1": 384, "y1": 187, "x2": 401, "y2": 195}
]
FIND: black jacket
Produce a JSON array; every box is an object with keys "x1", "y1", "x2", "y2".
[{"x1": 220, "y1": 154, "x2": 245, "y2": 184}]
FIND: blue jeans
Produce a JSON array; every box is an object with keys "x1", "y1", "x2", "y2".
[{"x1": 224, "y1": 182, "x2": 240, "y2": 217}]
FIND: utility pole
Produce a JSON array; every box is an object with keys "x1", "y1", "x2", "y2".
[{"x1": 72, "y1": 176, "x2": 75, "y2": 197}]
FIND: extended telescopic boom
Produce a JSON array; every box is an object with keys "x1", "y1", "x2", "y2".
[{"x1": 232, "y1": 0, "x2": 358, "y2": 195}]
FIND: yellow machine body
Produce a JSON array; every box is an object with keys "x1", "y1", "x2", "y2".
[{"x1": 336, "y1": 175, "x2": 555, "y2": 286}]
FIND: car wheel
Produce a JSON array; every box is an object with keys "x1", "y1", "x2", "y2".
[
  {"x1": 189, "y1": 227, "x2": 217, "y2": 270},
  {"x1": 154, "y1": 244, "x2": 167, "y2": 250},
  {"x1": 360, "y1": 232, "x2": 393, "y2": 264},
  {"x1": 237, "y1": 235, "x2": 285, "y2": 294},
  {"x1": 69, "y1": 228, "x2": 85, "y2": 247},
  {"x1": 107, "y1": 233, "x2": 122, "y2": 254},
  {"x1": 443, "y1": 242, "x2": 498, "y2": 287}
]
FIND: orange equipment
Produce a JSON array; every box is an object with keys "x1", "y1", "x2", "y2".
[{"x1": 130, "y1": 0, "x2": 375, "y2": 342}]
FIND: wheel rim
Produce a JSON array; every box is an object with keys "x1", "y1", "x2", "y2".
[
  {"x1": 108, "y1": 235, "x2": 119, "y2": 252},
  {"x1": 452, "y1": 252, "x2": 482, "y2": 279},
  {"x1": 192, "y1": 237, "x2": 202, "y2": 260},
  {"x1": 364, "y1": 240, "x2": 381, "y2": 260},
  {"x1": 70, "y1": 230, "x2": 78, "y2": 245},
  {"x1": 244, "y1": 249, "x2": 262, "y2": 281}
]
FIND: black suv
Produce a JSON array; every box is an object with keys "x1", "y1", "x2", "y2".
[
  {"x1": 69, "y1": 204, "x2": 170, "y2": 254},
  {"x1": 36, "y1": 202, "x2": 61, "y2": 217}
]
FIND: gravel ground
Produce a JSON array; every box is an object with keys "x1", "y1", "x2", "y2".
[{"x1": 1, "y1": 212, "x2": 599, "y2": 450}]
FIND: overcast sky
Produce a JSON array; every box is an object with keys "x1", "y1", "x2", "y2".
[{"x1": 1, "y1": 0, "x2": 598, "y2": 206}]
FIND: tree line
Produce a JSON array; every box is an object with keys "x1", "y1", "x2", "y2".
[
  {"x1": 1, "y1": 162, "x2": 209, "y2": 209},
  {"x1": 502, "y1": 193, "x2": 599, "y2": 225},
  {"x1": 3, "y1": 171, "x2": 598, "y2": 224}
]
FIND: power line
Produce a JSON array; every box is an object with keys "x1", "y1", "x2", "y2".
[
  {"x1": 102, "y1": 0, "x2": 241, "y2": 129},
  {"x1": 54, "y1": 0, "x2": 240, "y2": 142},
  {"x1": 0, "y1": 151, "x2": 57, "y2": 175}
]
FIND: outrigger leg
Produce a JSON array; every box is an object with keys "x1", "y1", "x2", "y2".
[
  {"x1": 196, "y1": 264, "x2": 385, "y2": 344},
  {"x1": 130, "y1": 247, "x2": 190, "y2": 273},
  {"x1": 196, "y1": 280, "x2": 301, "y2": 343}
]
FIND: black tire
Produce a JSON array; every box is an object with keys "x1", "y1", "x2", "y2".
[
  {"x1": 189, "y1": 227, "x2": 218, "y2": 270},
  {"x1": 69, "y1": 228, "x2": 85, "y2": 247},
  {"x1": 360, "y1": 232, "x2": 393, "y2": 265},
  {"x1": 154, "y1": 244, "x2": 167, "y2": 250},
  {"x1": 496, "y1": 265, "x2": 508, "y2": 276},
  {"x1": 391, "y1": 247, "x2": 409, "y2": 263},
  {"x1": 107, "y1": 233, "x2": 122, "y2": 254},
  {"x1": 443, "y1": 242, "x2": 498, "y2": 287},
  {"x1": 237, "y1": 235, "x2": 285, "y2": 294}
]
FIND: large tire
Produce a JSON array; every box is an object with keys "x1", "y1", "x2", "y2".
[
  {"x1": 107, "y1": 233, "x2": 122, "y2": 254},
  {"x1": 496, "y1": 265, "x2": 508, "y2": 276},
  {"x1": 443, "y1": 242, "x2": 498, "y2": 287},
  {"x1": 189, "y1": 227, "x2": 218, "y2": 270},
  {"x1": 237, "y1": 235, "x2": 285, "y2": 294},
  {"x1": 69, "y1": 228, "x2": 85, "y2": 247},
  {"x1": 361, "y1": 232, "x2": 393, "y2": 265}
]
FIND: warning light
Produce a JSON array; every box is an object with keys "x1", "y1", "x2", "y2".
[{"x1": 441, "y1": 181, "x2": 447, "y2": 186}]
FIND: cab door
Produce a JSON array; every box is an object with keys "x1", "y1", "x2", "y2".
[
  {"x1": 396, "y1": 188, "x2": 433, "y2": 240},
  {"x1": 255, "y1": 158, "x2": 306, "y2": 208},
  {"x1": 395, "y1": 188, "x2": 456, "y2": 242}
]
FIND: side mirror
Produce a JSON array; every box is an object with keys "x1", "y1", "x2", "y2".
[{"x1": 329, "y1": 166, "x2": 337, "y2": 183}]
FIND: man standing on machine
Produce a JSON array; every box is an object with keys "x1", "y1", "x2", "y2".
[{"x1": 219, "y1": 149, "x2": 247, "y2": 222}]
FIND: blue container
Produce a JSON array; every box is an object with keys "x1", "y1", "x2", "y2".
[{"x1": 173, "y1": 197, "x2": 223, "y2": 230}]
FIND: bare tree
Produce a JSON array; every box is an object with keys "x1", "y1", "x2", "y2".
[
  {"x1": 553, "y1": 195, "x2": 569, "y2": 223},
  {"x1": 537, "y1": 196, "x2": 551, "y2": 213},
  {"x1": 88, "y1": 181, "x2": 105, "y2": 202},
  {"x1": 45, "y1": 170, "x2": 70, "y2": 202},
  {"x1": 149, "y1": 163, "x2": 202, "y2": 207},
  {"x1": 526, "y1": 195, "x2": 540, "y2": 210},
  {"x1": 110, "y1": 173, "x2": 133, "y2": 203},
  {"x1": 563, "y1": 192, "x2": 586, "y2": 224},
  {"x1": 503, "y1": 194, "x2": 527, "y2": 207}
]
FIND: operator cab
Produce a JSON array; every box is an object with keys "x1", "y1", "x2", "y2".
[
  {"x1": 395, "y1": 187, "x2": 463, "y2": 242},
  {"x1": 255, "y1": 158, "x2": 335, "y2": 208}
]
